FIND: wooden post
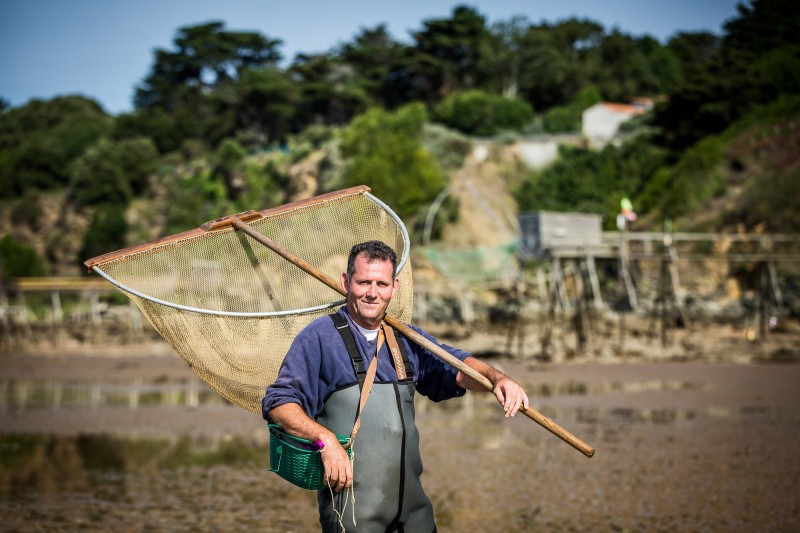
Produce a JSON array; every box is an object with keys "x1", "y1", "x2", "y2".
[
  {"x1": 666, "y1": 245, "x2": 691, "y2": 330},
  {"x1": 619, "y1": 228, "x2": 638, "y2": 310},
  {"x1": 585, "y1": 255, "x2": 603, "y2": 310},
  {"x1": 758, "y1": 260, "x2": 769, "y2": 339}
]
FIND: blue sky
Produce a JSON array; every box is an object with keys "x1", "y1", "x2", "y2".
[{"x1": 1, "y1": 0, "x2": 742, "y2": 115}]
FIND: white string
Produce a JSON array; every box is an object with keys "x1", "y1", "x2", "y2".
[{"x1": 327, "y1": 447, "x2": 356, "y2": 533}]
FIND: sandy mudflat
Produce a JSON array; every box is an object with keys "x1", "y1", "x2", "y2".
[{"x1": 1, "y1": 331, "x2": 799, "y2": 532}]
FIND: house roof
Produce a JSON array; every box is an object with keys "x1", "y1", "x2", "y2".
[{"x1": 597, "y1": 102, "x2": 647, "y2": 116}]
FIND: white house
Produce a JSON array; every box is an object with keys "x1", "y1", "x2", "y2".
[{"x1": 582, "y1": 102, "x2": 647, "y2": 146}]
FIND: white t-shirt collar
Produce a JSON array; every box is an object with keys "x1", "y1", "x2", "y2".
[{"x1": 352, "y1": 320, "x2": 379, "y2": 341}]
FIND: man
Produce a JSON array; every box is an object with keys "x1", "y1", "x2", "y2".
[{"x1": 263, "y1": 240, "x2": 528, "y2": 532}]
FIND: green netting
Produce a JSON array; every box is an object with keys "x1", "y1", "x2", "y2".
[{"x1": 421, "y1": 241, "x2": 519, "y2": 282}]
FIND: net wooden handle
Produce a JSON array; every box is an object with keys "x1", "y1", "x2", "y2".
[{"x1": 231, "y1": 218, "x2": 596, "y2": 458}]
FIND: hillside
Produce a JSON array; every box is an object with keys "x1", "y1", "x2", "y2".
[{"x1": 1, "y1": 103, "x2": 798, "y2": 282}]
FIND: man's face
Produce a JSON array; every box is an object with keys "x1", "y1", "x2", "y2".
[{"x1": 341, "y1": 254, "x2": 398, "y2": 330}]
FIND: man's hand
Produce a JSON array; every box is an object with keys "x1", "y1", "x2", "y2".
[
  {"x1": 320, "y1": 436, "x2": 353, "y2": 492},
  {"x1": 456, "y1": 357, "x2": 530, "y2": 417},
  {"x1": 492, "y1": 376, "x2": 529, "y2": 418},
  {"x1": 269, "y1": 403, "x2": 354, "y2": 491}
]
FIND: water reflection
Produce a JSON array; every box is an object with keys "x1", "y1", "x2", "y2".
[
  {"x1": 0, "y1": 378, "x2": 229, "y2": 412},
  {"x1": 0, "y1": 433, "x2": 263, "y2": 500}
]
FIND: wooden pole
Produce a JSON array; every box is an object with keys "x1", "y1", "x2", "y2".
[{"x1": 231, "y1": 218, "x2": 595, "y2": 458}]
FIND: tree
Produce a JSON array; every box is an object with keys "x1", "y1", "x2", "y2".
[
  {"x1": 340, "y1": 103, "x2": 445, "y2": 220},
  {"x1": 542, "y1": 85, "x2": 601, "y2": 133},
  {"x1": 586, "y1": 31, "x2": 658, "y2": 102},
  {"x1": 133, "y1": 22, "x2": 285, "y2": 150},
  {"x1": 135, "y1": 22, "x2": 283, "y2": 109},
  {"x1": 0, "y1": 96, "x2": 112, "y2": 197},
  {"x1": 79, "y1": 206, "x2": 128, "y2": 268},
  {"x1": 290, "y1": 53, "x2": 370, "y2": 128},
  {"x1": 515, "y1": 23, "x2": 586, "y2": 110},
  {"x1": 412, "y1": 5, "x2": 491, "y2": 101},
  {"x1": 1, "y1": 234, "x2": 47, "y2": 279},
  {"x1": 237, "y1": 68, "x2": 297, "y2": 145},
  {"x1": 654, "y1": 0, "x2": 799, "y2": 150},
  {"x1": 337, "y1": 24, "x2": 407, "y2": 108},
  {"x1": 479, "y1": 16, "x2": 531, "y2": 98},
  {"x1": 69, "y1": 138, "x2": 158, "y2": 208},
  {"x1": 433, "y1": 90, "x2": 533, "y2": 135},
  {"x1": 516, "y1": 135, "x2": 668, "y2": 227}
]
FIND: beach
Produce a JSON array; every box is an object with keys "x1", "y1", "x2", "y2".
[{"x1": 1, "y1": 327, "x2": 799, "y2": 532}]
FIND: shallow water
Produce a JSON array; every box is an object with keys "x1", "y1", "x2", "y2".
[{"x1": 1, "y1": 362, "x2": 799, "y2": 532}]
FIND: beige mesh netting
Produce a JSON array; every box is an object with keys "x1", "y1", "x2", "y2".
[{"x1": 85, "y1": 186, "x2": 413, "y2": 413}]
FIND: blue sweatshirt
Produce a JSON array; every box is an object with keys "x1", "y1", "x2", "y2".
[{"x1": 262, "y1": 307, "x2": 470, "y2": 420}]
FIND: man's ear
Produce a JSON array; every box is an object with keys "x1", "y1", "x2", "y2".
[
  {"x1": 391, "y1": 276, "x2": 399, "y2": 298},
  {"x1": 341, "y1": 272, "x2": 349, "y2": 292}
]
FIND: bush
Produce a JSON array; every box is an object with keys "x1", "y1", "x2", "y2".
[
  {"x1": 340, "y1": 103, "x2": 445, "y2": 220},
  {"x1": 1, "y1": 234, "x2": 47, "y2": 279},
  {"x1": 421, "y1": 123, "x2": 472, "y2": 171},
  {"x1": 542, "y1": 85, "x2": 602, "y2": 134},
  {"x1": 69, "y1": 137, "x2": 158, "y2": 208},
  {"x1": 0, "y1": 96, "x2": 112, "y2": 198},
  {"x1": 433, "y1": 90, "x2": 533, "y2": 136},
  {"x1": 11, "y1": 190, "x2": 43, "y2": 230},
  {"x1": 543, "y1": 106, "x2": 580, "y2": 133},
  {"x1": 79, "y1": 206, "x2": 128, "y2": 265},
  {"x1": 69, "y1": 139, "x2": 132, "y2": 208}
]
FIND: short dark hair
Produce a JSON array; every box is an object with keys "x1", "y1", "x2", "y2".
[{"x1": 347, "y1": 241, "x2": 398, "y2": 280}]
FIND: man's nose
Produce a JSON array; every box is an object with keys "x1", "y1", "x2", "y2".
[{"x1": 366, "y1": 283, "x2": 378, "y2": 297}]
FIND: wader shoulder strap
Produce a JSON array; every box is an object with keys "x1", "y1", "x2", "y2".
[
  {"x1": 328, "y1": 312, "x2": 379, "y2": 446},
  {"x1": 330, "y1": 312, "x2": 366, "y2": 388},
  {"x1": 384, "y1": 324, "x2": 416, "y2": 396}
]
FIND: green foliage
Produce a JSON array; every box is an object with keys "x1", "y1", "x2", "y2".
[
  {"x1": 340, "y1": 103, "x2": 445, "y2": 220},
  {"x1": 754, "y1": 45, "x2": 800, "y2": 94},
  {"x1": 732, "y1": 168, "x2": 800, "y2": 231},
  {"x1": 236, "y1": 68, "x2": 297, "y2": 146},
  {"x1": 293, "y1": 124, "x2": 336, "y2": 150},
  {"x1": 114, "y1": 137, "x2": 160, "y2": 195},
  {"x1": 515, "y1": 136, "x2": 669, "y2": 227},
  {"x1": 543, "y1": 106, "x2": 579, "y2": 133},
  {"x1": 421, "y1": 123, "x2": 473, "y2": 171},
  {"x1": 432, "y1": 90, "x2": 533, "y2": 136},
  {"x1": 638, "y1": 136, "x2": 725, "y2": 218},
  {"x1": 69, "y1": 140, "x2": 131, "y2": 208},
  {"x1": 542, "y1": 86, "x2": 601, "y2": 133},
  {"x1": 113, "y1": 108, "x2": 184, "y2": 154},
  {"x1": 69, "y1": 137, "x2": 158, "y2": 208},
  {"x1": 0, "y1": 234, "x2": 46, "y2": 279},
  {"x1": 655, "y1": 0, "x2": 799, "y2": 151},
  {"x1": 216, "y1": 138, "x2": 246, "y2": 168},
  {"x1": 11, "y1": 190, "x2": 44, "y2": 230},
  {"x1": 79, "y1": 206, "x2": 128, "y2": 266},
  {"x1": 0, "y1": 96, "x2": 112, "y2": 198},
  {"x1": 413, "y1": 6, "x2": 490, "y2": 99},
  {"x1": 161, "y1": 168, "x2": 232, "y2": 236}
]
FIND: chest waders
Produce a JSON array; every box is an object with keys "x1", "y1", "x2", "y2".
[{"x1": 317, "y1": 314, "x2": 437, "y2": 533}]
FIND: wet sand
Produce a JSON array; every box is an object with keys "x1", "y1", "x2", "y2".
[{"x1": 1, "y1": 336, "x2": 800, "y2": 532}]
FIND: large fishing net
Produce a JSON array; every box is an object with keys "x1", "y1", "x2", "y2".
[{"x1": 85, "y1": 187, "x2": 413, "y2": 413}]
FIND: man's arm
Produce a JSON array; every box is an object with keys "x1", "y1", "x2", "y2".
[
  {"x1": 455, "y1": 357, "x2": 530, "y2": 418},
  {"x1": 268, "y1": 402, "x2": 353, "y2": 492}
]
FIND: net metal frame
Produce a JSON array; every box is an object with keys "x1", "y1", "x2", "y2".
[{"x1": 91, "y1": 192, "x2": 409, "y2": 317}]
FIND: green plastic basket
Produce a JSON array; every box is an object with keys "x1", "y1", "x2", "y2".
[{"x1": 268, "y1": 424, "x2": 351, "y2": 490}]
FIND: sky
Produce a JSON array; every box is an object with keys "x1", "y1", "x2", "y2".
[{"x1": 1, "y1": 0, "x2": 743, "y2": 115}]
